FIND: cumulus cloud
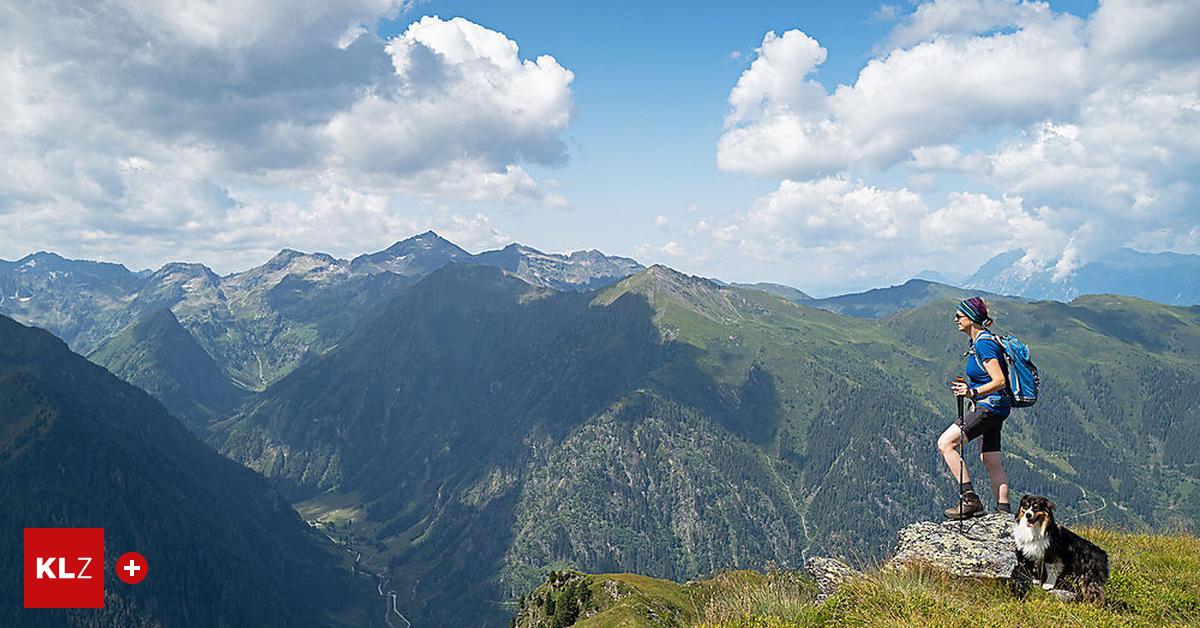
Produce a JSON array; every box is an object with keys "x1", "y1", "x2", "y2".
[
  {"x1": 325, "y1": 16, "x2": 574, "y2": 178},
  {"x1": 0, "y1": 2, "x2": 574, "y2": 271},
  {"x1": 743, "y1": 177, "x2": 926, "y2": 252},
  {"x1": 677, "y1": 177, "x2": 1065, "y2": 294},
  {"x1": 886, "y1": 0, "x2": 1053, "y2": 49},
  {"x1": 710, "y1": 0, "x2": 1200, "y2": 289},
  {"x1": 718, "y1": 8, "x2": 1085, "y2": 177}
]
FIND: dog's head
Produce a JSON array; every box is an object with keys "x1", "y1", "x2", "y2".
[{"x1": 1017, "y1": 495, "x2": 1056, "y2": 534}]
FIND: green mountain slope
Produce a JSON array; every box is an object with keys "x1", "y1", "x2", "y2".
[
  {"x1": 213, "y1": 264, "x2": 1200, "y2": 626},
  {"x1": 87, "y1": 308, "x2": 247, "y2": 432},
  {"x1": 808, "y1": 278, "x2": 979, "y2": 318},
  {"x1": 0, "y1": 315, "x2": 378, "y2": 627}
]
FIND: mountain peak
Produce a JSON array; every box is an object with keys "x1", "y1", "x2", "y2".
[
  {"x1": 271, "y1": 247, "x2": 304, "y2": 261},
  {"x1": 148, "y1": 262, "x2": 223, "y2": 290},
  {"x1": 7, "y1": 251, "x2": 133, "y2": 278},
  {"x1": 351, "y1": 231, "x2": 472, "y2": 276},
  {"x1": 16, "y1": 251, "x2": 66, "y2": 265},
  {"x1": 385, "y1": 230, "x2": 456, "y2": 251},
  {"x1": 593, "y1": 264, "x2": 742, "y2": 319},
  {"x1": 731, "y1": 281, "x2": 813, "y2": 303},
  {"x1": 262, "y1": 248, "x2": 341, "y2": 271}
]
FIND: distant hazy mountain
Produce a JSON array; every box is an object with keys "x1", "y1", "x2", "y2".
[
  {"x1": 474, "y1": 243, "x2": 644, "y2": 291},
  {"x1": 913, "y1": 269, "x2": 969, "y2": 285},
  {"x1": 808, "y1": 279, "x2": 978, "y2": 318},
  {"x1": 0, "y1": 314, "x2": 376, "y2": 627},
  {"x1": 2, "y1": 232, "x2": 645, "y2": 392},
  {"x1": 731, "y1": 281, "x2": 813, "y2": 303},
  {"x1": 964, "y1": 248, "x2": 1200, "y2": 305},
  {"x1": 212, "y1": 262, "x2": 1200, "y2": 625},
  {"x1": 0, "y1": 252, "x2": 142, "y2": 349}
]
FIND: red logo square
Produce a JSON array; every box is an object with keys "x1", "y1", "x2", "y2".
[{"x1": 24, "y1": 528, "x2": 105, "y2": 608}]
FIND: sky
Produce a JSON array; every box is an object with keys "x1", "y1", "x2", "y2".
[{"x1": 1, "y1": 0, "x2": 1197, "y2": 296}]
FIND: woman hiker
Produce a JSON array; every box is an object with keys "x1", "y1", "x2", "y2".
[{"x1": 937, "y1": 296, "x2": 1012, "y2": 519}]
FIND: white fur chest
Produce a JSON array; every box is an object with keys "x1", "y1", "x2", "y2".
[{"x1": 1013, "y1": 520, "x2": 1050, "y2": 560}]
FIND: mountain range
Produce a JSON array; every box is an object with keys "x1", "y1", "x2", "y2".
[
  {"x1": 5, "y1": 234, "x2": 1200, "y2": 625},
  {"x1": 962, "y1": 247, "x2": 1200, "y2": 306},
  {"x1": 1, "y1": 232, "x2": 644, "y2": 396}
]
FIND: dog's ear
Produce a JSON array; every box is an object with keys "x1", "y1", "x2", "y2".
[{"x1": 1047, "y1": 500, "x2": 1056, "y2": 512}]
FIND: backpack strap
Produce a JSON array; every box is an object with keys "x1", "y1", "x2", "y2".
[
  {"x1": 969, "y1": 330, "x2": 999, "y2": 371},
  {"x1": 970, "y1": 330, "x2": 1012, "y2": 396}
]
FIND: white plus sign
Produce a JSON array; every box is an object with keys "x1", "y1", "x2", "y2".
[{"x1": 124, "y1": 560, "x2": 141, "y2": 577}]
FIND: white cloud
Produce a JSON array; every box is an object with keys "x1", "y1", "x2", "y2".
[
  {"x1": 433, "y1": 211, "x2": 513, "y2": 252},
  {"x1": 1087, "y1": 0, "x2": 1200, "y2": 72},
  {"x1": 680, "y1": 178, "x2": 1070, "y2": 294},
  {"x1": 0, "y1": 3, "x2": 574, "y2": 271},
  {"x1": 917, "y1": 192, "x2": 1061, "y2": 261},
  {"x1": 744, "y1": 177, "x2": 926, "y2": 250},
  {"x1": 873, "y1": 4, "x2": 902, "y2": 23},
  {"x1": 325, "y1": 16, "x2": 574, "y2": 180},
  {"x1": 661, "y1": 241, "x2": 685, "y2": 257},
  {"x1": 710, "y1": 0, "x2": 1200, "y2": 289},
  {"x1": 886, "y1": 0, "x2": 1053, "y2": 49},
  {"x1": 718, "y1": 11, "x2": 1085, "y2": 177}
]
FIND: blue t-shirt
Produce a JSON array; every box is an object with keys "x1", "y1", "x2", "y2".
[{"x1": 965, "y1": 332, "x2": 1011, "y2": 417}]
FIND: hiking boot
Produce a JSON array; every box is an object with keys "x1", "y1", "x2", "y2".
[{"x1": 944, "y1": 491, "x2": 984, "y2": 520}]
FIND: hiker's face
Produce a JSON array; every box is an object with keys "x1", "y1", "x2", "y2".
[{"x1": 954, "y1": 311, "x2": 970, "y2": 332}]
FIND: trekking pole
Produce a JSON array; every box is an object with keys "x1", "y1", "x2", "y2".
[{"x1": 955, "y1": 377, "x2": 966, "y2": 532}]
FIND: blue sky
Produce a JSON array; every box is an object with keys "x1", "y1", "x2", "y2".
[
  {"x1": 387, "y1": 2, "x2": 905, "y2": 248},
  {"x1": 1, "y1": 0, "x2": 1194, "y2": 296}
]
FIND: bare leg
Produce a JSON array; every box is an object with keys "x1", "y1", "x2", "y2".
[
  {"x1": 981, "y1": 451, "x2": 1009, "y2": 504},
  {"x1": 937, "y1": 424, "x2": 970, "y2": 484}
]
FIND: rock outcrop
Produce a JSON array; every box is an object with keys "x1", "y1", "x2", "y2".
[
  {"x1": 804, "y1": 557, "x2": 859, "y2": 601},
  {"x1": 888, "y1": 514, "x2": 1017, "y2": 579}
]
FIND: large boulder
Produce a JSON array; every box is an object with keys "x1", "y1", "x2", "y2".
[{"x1": 888, "y1": 514, "x2": 1017, "y2": 579}]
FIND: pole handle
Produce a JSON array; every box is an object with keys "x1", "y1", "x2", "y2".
[{"x1": 954, "y1": 377, "x2": 965, "y2": 419}]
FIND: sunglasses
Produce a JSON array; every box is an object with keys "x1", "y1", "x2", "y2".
[{"x1": 954, "y1": 313, "x2": 967, "y2": 321}]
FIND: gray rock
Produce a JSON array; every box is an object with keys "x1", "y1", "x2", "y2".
[
  {"x1": 888, "y1": 513, "x2": 1017, "y2": 579},
  {"x1": 805, "y1": 556, "x2": 859, "y2": 601},
  {"x1": 1045, "y1": 588, "x2": 1079, "y2": 602}
]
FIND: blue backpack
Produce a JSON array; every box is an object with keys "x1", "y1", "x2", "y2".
[{"x1": 973, "y1": 330, "x2": 1040, "y2": 407}]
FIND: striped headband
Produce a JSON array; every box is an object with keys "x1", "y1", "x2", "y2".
[{"x1": 957, "y1": 297, "x2": 989, "y2": 325}]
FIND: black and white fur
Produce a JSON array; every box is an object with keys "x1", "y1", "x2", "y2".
[{"x1": 1010, "y1": 495, "x2": 1109, "y2": 601}]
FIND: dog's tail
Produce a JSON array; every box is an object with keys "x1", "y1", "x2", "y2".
[{"x1": 1079, "y1": 550, "x2": 1110, "y2": 603}]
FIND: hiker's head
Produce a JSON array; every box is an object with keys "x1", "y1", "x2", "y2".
[{"x1": 955, "y1": 297, "x2": 992, "y2": 331}]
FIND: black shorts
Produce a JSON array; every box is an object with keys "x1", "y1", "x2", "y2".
[{"x1": 961, "y1": 405, "x2": 1005, "y2": 453}]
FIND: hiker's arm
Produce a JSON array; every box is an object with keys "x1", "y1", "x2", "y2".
[{"x1": 971, "y1": 358, "x2": 1007, "y2": 396}]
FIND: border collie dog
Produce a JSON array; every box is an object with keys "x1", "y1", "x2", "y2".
[{"x1": 1011, "y1": 495, "x2": 1109, "y2": 601}]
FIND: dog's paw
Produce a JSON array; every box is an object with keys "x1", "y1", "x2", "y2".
[{"x1": 1042, "y1": 582, "x2": 1055, "y2": 590}]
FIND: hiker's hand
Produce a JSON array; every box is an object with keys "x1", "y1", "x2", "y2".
[{"x1": 951, "y1": 381, "x2": 969, "y2": 397}]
